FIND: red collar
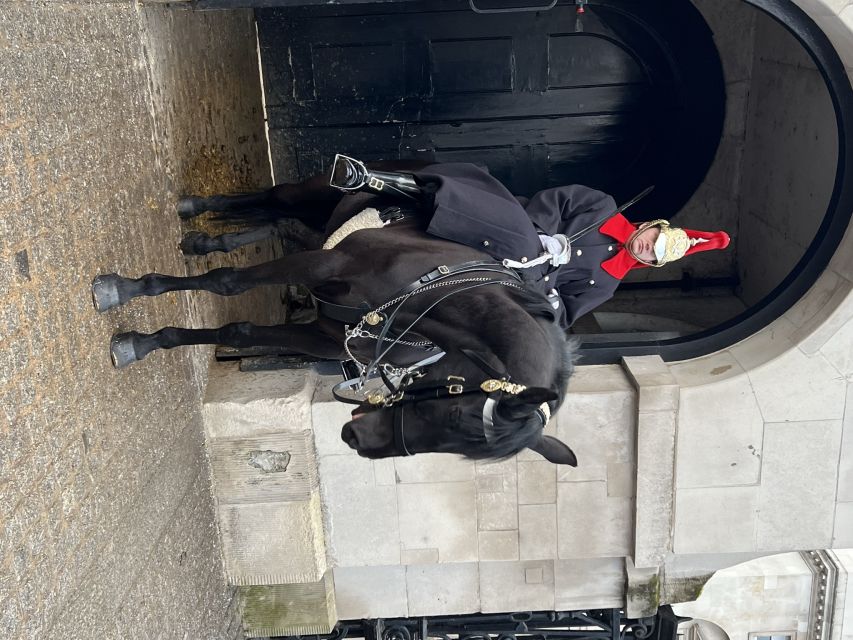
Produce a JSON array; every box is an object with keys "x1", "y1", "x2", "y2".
[{"x1": 598, "y1": 213, "x2": 642, "y2": 279}]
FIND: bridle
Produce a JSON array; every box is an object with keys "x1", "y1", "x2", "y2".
[{"x1": 331, "y1": 260, "x2": 553, "y2": 456}]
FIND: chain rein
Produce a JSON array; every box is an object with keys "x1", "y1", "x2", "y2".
[{"x1": 343, "y1": 276, "x2": 524, "y2": 385}]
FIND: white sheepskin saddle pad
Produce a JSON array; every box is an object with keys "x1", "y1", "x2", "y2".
[{"x1": 323, "y1": 208, "x2": 385, "y2": 250}]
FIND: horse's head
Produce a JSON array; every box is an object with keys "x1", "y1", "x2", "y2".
[
  {"x1": 340, "y1": 317, "x2": 578, "y2": 465},
  {"x1": 340, "y1": 384, "x2": 577, "y2": 464}
]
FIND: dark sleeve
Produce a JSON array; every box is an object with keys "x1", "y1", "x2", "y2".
[
  {"x1": 525, "y1": 185, "x2": 617, "y2": 234},
  {"x1": 558, "y1": 276, "x2": 619, "y2": 327}
]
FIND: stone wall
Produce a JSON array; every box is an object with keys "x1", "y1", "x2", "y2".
[
  {"x1": 738, "y1": 9, "x2": 839, "y2": 306},
  {"x1": 672, "y1": 553, "x2": 814, "y2": 638},
  {"x1": 0, "y1": 4, "x2": 275, "y2": 638},
  {"x1": 312, "y1": 365, "x2": 635, "y2": 618}
]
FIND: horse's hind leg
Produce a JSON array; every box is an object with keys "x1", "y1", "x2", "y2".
[
  {"x1": 92, "y1": 250, "x2": 349, "y2": 312},
  {"x1": 177, "y1": 160, "x2": 431, "y2": 220},
  {"x1": 180, "y1": 225, "x2": 277, "y2": 255},
  {"x1": 110, "y1": 322, "x2": 345, "y2": 368},
  {"x1": 177, "y1": 173, "x2": 342, "y2": 221}
]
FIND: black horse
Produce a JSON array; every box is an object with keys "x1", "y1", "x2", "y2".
[{"x1": 92, "y1": 165, "x2": 578, "y2": 465}]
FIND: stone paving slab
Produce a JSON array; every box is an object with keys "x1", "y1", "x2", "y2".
[{"x1": 1, "y1": 3, "x2": 278, "y2": 638}]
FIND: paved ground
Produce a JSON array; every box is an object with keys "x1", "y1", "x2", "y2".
[{"x1": 1, "y1": 3, "x2": 282, "y2": 638}]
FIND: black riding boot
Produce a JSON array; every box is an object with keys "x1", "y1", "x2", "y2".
[{"x1": 329, "y1": 154, "x2": 423, "y2": 203}]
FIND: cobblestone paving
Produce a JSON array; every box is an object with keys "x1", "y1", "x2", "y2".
[{"x1": 1, "y1": 3, "x2": 282, "y2": 638}]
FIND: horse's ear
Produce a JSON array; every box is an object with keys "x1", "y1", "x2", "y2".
[
  {"x1": 529, "y1": 435, "x2": 578, "y2": 466},
  {"x1": 497, "y1": 387, "x2": 559, "y2": 420}
]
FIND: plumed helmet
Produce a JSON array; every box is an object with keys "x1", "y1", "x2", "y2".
[{"x1": 627, "y1": 219, "x2": 731, "y2": 267}]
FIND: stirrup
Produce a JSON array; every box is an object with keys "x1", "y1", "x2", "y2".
[{"x1": 329, "y1": 154, "x2": 422, "y2": 202}]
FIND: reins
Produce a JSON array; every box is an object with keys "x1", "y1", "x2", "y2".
[
  {"x1": 332, "y1": 259, "x2": 526, "y2": 403},
  {"x1": 330, "y1": 259, "x2": 552, "y2": 457}
]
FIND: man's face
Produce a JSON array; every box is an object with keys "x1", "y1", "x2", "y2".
[{"x1": 629, "y1": 225, "x2": 661, "y2": 264}]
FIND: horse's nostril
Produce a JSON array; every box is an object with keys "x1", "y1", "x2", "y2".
[{"x1": 341, "y1": 423, "x2": 359, "y2": 449}]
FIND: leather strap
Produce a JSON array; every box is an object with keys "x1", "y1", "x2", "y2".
[{"x1": 317, "y1": 259, "x2": 523, "y2": 324}]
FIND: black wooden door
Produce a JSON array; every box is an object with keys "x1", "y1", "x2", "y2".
[{"x1": 258, "y1": 0, "x2": 723, "y2": 220}]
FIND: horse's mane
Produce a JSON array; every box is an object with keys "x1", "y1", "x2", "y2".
[{"x1": 437, "y1": 285, "x2": 577, "y2": 460}]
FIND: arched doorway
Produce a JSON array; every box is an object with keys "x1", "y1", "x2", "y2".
[
  {"x1": 577, "y1": 0, "x2": 853, "y2": 363},
  {"x1": 251, "y1": 0, "x2": 853, "y2": 365}
]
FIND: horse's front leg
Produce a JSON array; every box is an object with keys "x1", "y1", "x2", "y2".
[
  {"x1": 110, "y1": 321, "x2": 345, "y2": 368},
  {"x1": 92, "y1": 249, "x2": 350, "y2": 312}
]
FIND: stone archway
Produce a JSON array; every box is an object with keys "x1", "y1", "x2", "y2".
[{"x1": 576, "y1": 0, "x2": 853, "y2": 363}]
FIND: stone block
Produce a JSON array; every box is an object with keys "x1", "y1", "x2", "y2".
[
  {"x1": 798, "y1": 276, "x2": 853, "y2": 355},
  {"x1": 729, "y1": 316, "x2": 797, "y2": 372},
  {"x1": 478, "y1": 530, "x2": 519, "y2": 561},
  {"x1": 703, "y1": 135, "x2": 746, "y2": 195},
  {"x1": 398, "y1": 482, "x2": 478, "y2": 562},
  {"x1": 519, "y1": 504, "x2": 557, "y2": 561},
  {"x1": 394, "y1": 453, "x2": 474, "y2": 483},
  {"x1": 401, "y1": 548, "x2": 439, "y2": 565},
  {"x1": 479, "y1": 560, "x2": 554, "y2": 612},
  {"x1": 606, "y1": 463, "x2": 634, "y2": 498},
  {"x1": 756, "y1": 420, "x2": 843, "y2": 551},
  {"x1": 669, "y1": 349, "x2": 745, "y2": 388},
  {"x1": 203, "y1": 363, "x2": 317, "y2": 440},
  {"x1": 554, "y1": 558, "x2": 625, "y2": 610},
  {"x1": 518, "y1": 460, "x2": 557, "y2": 504},
  {"x1": 634, "y1": 411, "x2": 676, "y2": 567},
  {"x1": 333, "y1": 566, "x2": 408, "y2": 619},
  {"x1": 625, "y1": 561, "x2": 659, "y2": 618},
  {"x1": 691, "y1": 0, "x2": 757, "y2": 81},
  {"x1": 219, "y1": 495, "x2": 327, "y2": 585},
  {"x1": 839, "y1": 383, "x2": 853, "y2": 503},
  {"x1": 476, "y1": 474, "x2": 507, "y2": 493},
  {"x1": 209, "y1": 431, "x2": 318, "y2": 504},
  {"x1": 555, "y1": 390, "x2": 636, "y2": 483},
  {"x1": 311, "y1": 399, "x2": 357, "y2": 458},
  {"x1": 722, "y1": 80, "x2": 750, "y2": 138},
  {"x1": 820, "y1": 312, "x2": 853, "y2": 377},
  {"x1": 406, "y1": 563, "x2": 480, "y2": 616},
  {"x1": 374, "y1": 459, "x2": 396, "y2": 485},
  {"x1": 673, "y1": 486, "x2": 758, "y2": 554},
  {"x1": 476, "y1": 464, "x2": 519, "y2": 531},
  {"x1": 557, "y1": 482, "x2": 632, "y2": 558},
  {"x1": 676, "y1": 377, "x2": 764, "y2": 489},
  {"x1": 565, "y1": 364, "x2": 635, "y2": 393},
  {"x1": 786, "y1": 268, "x2": 846, "y2": 335},
  {"x1": 833, "y1": 502, "x2": 853, "y2": 548},
  {"x1": 747, "y1": 348, "x2": 847, "y2": 422},
  {"x1": 622, "y1": 355, "x2": 679, "y2": 413},
  {"x1": 238, "y1": 571, "x2": 337, "y2": 638},
  {"x1": 320, "y1": 455, "x2": 400, "y2": 566}
]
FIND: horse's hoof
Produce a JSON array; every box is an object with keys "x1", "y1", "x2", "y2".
[
  {"x1": 177, "y1": 196, "x2": 204, "y2": 219},
  {"x1": 180, "y1": 231, "x2": 210, "y2": 255},
  {"x1": 110, "y1": 332, "x2": 142, "y2": 368},
  {"x1": 92, "y1": 274, "x2": 125, "y2": 312}
]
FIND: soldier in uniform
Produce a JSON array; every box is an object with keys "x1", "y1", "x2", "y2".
[{"x1": 400, "y1": 162, "x2": 731, "y2": 329}]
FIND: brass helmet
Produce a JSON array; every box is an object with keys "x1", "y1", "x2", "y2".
[{"x1": 627, "y1": 219, "x2": 693, "y2": 267}]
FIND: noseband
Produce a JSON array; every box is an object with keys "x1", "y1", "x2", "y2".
[
  {"x1": 383, "y1": 368, "x2": 552, "y2": 457},
  {"x1": 331, "y1": 260, "x2": 552, "y2": 456}
]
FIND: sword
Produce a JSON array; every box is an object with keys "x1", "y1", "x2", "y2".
[
  {"x1": 568, "y1": 185, "x2": 655, "y2": 243},
  {"x1": 618, "y1": 185, "x2": 655, "y2": 213}
]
